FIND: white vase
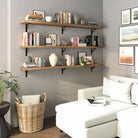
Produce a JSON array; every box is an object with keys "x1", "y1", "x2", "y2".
[{"x1": 49, "y1": 53, "x2": 58, "y2": 67}]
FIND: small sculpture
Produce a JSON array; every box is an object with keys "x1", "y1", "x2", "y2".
[
  {"x1": 57, "y1": 37, "x2": 62, "y2": 46},
  {"x1": 74, "y1": 14, "x2": 79, "y2": 24}
]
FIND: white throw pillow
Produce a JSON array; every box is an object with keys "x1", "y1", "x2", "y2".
[
  {"x1": 131, "y1": 83, "x2": 138, "y2": 104},
  {"x1": 110, "y1": 81, "x2": 132, "y2": 103},
  {"x1": 22, "y1": 94, "x2": 40, "y2": 104},
  {"x1": 103, "y1": 77, "x2": 113, "y2": 97}
]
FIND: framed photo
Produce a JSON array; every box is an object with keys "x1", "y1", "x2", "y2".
[
  {"x1": 33, "y1": 10, "x2": 45, "y2": 21},
  {"x1": 46, "y1": 38, "x2": 52, "y2": 46},
  {"x1": 119, "y1": 46, "x2": 134, "y2": 65},
  {"x1": 121, "y1": 9, "x2": 130, "y2": 25},
  {"x1": 78, "y1": 52, "x2": 86, "y2": 65},
  {"x1": 49, "y1": 34, "x2": 56, "y2": 46},
  {"x1": 120, "y1": 25, "x2": 138, "y2": 45},
  {"x1": 135, "y1": 47, "x2": 138, "y2": 74},
  {"x1": 84, "y1": 56, "x2": 93, "y2": 64},
  {"x1": 131, "y1": 7, "x2": 138, "y2": 23}
]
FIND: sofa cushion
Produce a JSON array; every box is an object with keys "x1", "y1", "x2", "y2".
[
  {"x1": 131, "y1": 83, "x2": 138, "y2": 104},
  {"x1": 110, "y1": 81, "x2": 132, "y2": 103},
  {"x1": 56, "y1": 99, "x2": 135, "y2": 128}
]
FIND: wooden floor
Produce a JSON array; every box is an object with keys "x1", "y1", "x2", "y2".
[{"x1": 9, "y1": 116, "x2": 71, "y2": 138}]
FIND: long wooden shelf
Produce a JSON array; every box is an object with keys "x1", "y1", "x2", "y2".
[
  {"x1": 20, "y1": 64, "x2": 102, "y2": 71},
  {"x1": 20, "y1": 45, "x2": 103, "y2": 49},
  {"x1": 20, "y1": 20, "x2": 102, "y2": 29}
]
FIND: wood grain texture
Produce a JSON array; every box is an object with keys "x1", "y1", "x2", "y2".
[
  {"x1": 20, "y1": 20, "x2": 102, "y2": 29},
  {"x1": 20, "y1": 64, "x2": 102, "y2": 71}
]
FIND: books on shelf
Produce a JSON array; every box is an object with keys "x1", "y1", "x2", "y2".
[
  {"x1": 70, "y1": 37, "x2": 79, "y2": 46},
  {"x1": 85, "y1": 35, "x2": 99, "y2": 46},
  {"x1": 22, "y1": 32, "x2": 40, "y2": 46},
  {"x1": 58, "y1": 11, "x2": 71, "y2": 24},
  {"x1": 64, "y1": 55, "x2": 75, "y2": 66}
]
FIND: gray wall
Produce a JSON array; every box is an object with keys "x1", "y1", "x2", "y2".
[
  {"x1": 8, "y1": 0, "x2": 103, "y2": 118},
  {"x1": 103, "y1": 0, "x2": 138, "y2": 78}
]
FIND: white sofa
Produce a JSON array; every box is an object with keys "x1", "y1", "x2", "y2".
[{"x1": 56, "y1": 75, "x2": 138, "y2": 138}]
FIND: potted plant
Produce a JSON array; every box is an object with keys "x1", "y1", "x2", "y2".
[{"x1": 0, "y1": 70, "x2": 20, "y2": 105}]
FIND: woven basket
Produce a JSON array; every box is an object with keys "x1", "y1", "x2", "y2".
[{"x1": 15, "y1": 93, "x2": 47, "y2": 133}]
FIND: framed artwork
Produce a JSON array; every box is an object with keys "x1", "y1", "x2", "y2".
[
  {"x1": 120, "y1": 25, "x2": 138, "y2": 45},
  {"x1": 84, "y1": 56, "x2": 93, "y2": 64},
  {"x1": 121, "y1": 9, "x2": 130, "y2": 25},
  {"x1": 49, "y1": 34, "x2": 56, "y2": 46},
  {"x1": 135, "y1": 47, "x2": 138, "y2": 74},
  {"x1": 33, "y1": 10, "x2": 45, "y2": 21},
  {"x1": 131, "y1": 7, "x2": 138, "y2": 23},
  {"x1": 78, "y1": 52, "x2": 86, "y2": 65},
  {"x1": 119, "y1": 46, "x2": 134, "y2": 65}
]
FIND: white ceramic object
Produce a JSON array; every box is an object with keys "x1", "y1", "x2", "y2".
[
  {"x1": 49, "y1": 53, "x2": 58, "y2": 66},
  {"x1": 45, "y1": 16, "x2": 53, "y2": 22}
]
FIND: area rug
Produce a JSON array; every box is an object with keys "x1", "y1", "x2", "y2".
[{"x1": 9, "y1": 127, "x2": 70, "y2": 138}]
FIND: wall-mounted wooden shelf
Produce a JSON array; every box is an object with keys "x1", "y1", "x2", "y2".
[
  {"x1": 20, "y1": 20, "x2": 102, "y2": 29},
  {"x1": 20, "y1": 45, "x2": 103, "y2": 56},
  {"x1": 20, "y1": 20, "x2": 102, "y2": 34},
  {"x1": 20, "y1": 64, "x2": 102, "y2": 77}
]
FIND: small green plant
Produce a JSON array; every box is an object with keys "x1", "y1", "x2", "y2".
[{"x1": 0, "y1": 70, "x2": 20, "y2": 96}]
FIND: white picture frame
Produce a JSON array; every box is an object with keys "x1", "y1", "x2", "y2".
[
  {"x1": 122, "y1": 9, "x2": 130, "y2": 25},
  {"x1": 33, "y1": 10, "x2": 45, "y2": 21},
  {"x1": 78, "y1": 52, "x2": 86, "y2": 65},
  {"x1": 120, "y1": 25, "x2": 138, "y2": 45},
  {"x1": 49, "y1": 34, "x2": 57, "y2": 46},
  {"x1": 131, "y1": 7, "x2": 138, "y2": 23}
]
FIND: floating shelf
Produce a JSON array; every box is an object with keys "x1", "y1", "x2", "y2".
[
  {"x1": 20, "y1": 64, "x2": 102, "y2": 77},
  {"x1": 20, "y1": 45, "x2": 103, "y2": 56},
  {"x1": 20, "y1": 20, "x2": 102, "y2": 29}
]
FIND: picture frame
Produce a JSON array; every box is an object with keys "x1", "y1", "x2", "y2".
[
  {"x1": 84, "y1": 56, "x2": 93, "y2": 64},
  {"x1": 121, "y1": 9, "x2": 130, "y2": 25},
  {"x1": 131, "y1": 7, "x2": 138, "y2": 23},
  {"x1": 46, "y1": 38, "x2": 52, "y2": 46},
  {"x1": 33, "y1": 10, "x2": 45, "y2": 21},
  {"x1": 135, "y1": 47, "x2": 138, "y2": 74},
  {"x1": 78, "y1": 51, "x2": 86, "y2": 65},
  {"x1": 119, "y1": 46, "x2": 134, "y2": 65},
  {"x1": 120, "y1": 25, "x2": 138, "y2": 45},
  {"x1": 49, "y1": 34, "x2": 57, "y2": 46}
]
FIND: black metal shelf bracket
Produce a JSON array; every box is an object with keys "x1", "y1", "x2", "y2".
[
  {"x1": 61, "y1": 26, "x2": 67, "y2": 34},
  {"x1": 25, "y1": 71, "x2": 29, "y2": 77},
  {"x1": 25, "y1": 48, "x2": 30, "y2": 56},
  {"x1": 91, "y1": 66, "x2": 95, "y2": 72},
  {"x1": 91, "y1": 48, "x2": 96, "y2": 55},
  {"x1": 91, "y1": 28, "x2": 96, "y2": 36},
  {"x1": 61, "y1": 68, "x2": 66, "y2": 74},
  {"x1": 62, "y1": 48, "x2": 67, "y2": 55}
]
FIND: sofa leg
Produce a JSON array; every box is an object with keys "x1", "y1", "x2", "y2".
[{"x1": 114, "y1": 137, "x2": 120, "y2": 138}]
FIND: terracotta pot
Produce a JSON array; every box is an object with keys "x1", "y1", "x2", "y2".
[{"x1": 49, "y1": 53, "x2": 58, "y2": 67}]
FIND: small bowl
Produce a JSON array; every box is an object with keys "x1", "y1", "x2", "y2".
[{"x1": 45, "y1": 16, "x2": 53, "y2": 22}]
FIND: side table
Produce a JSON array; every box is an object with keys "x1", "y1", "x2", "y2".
[{"x1": 0, "y1": 101, "x2": 10, "y2": 138}]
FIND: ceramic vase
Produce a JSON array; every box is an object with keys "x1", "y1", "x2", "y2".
[
  {"x1": 74, "y1": 14, "x2": 79, "y2": 24},
  {"x1": 49, "y1": 53, "x2": 58, "y2": 67},
  {"x1": 57, "y1": 37, "x2": 62, "y2": 46}
]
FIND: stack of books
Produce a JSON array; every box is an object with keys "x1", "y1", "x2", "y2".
[
  {"x1": 57, "y1": 11, "x2": 71, "y2": 24},
  {"x1": 22, "y1": 32, "x2": 40, "y2": 46},
  {"x1": 85, "y1": 35, "x2": 99, "y2": 46},
  {"x1": 64, "y1": 55, "x2": 75, "y2": 66}
]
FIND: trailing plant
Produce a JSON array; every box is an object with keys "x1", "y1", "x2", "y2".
[{"x1": 0, "y1": 70, "x2": 20, "y2": 96}]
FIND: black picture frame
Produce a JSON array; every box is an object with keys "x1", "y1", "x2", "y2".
[{"x1": 33, "y1": 10, "x2": 45, "y2": 21}]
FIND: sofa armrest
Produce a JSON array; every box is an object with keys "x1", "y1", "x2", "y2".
[{"x1": 78, "y1": 86, "x2": 103, "y2": 100}]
